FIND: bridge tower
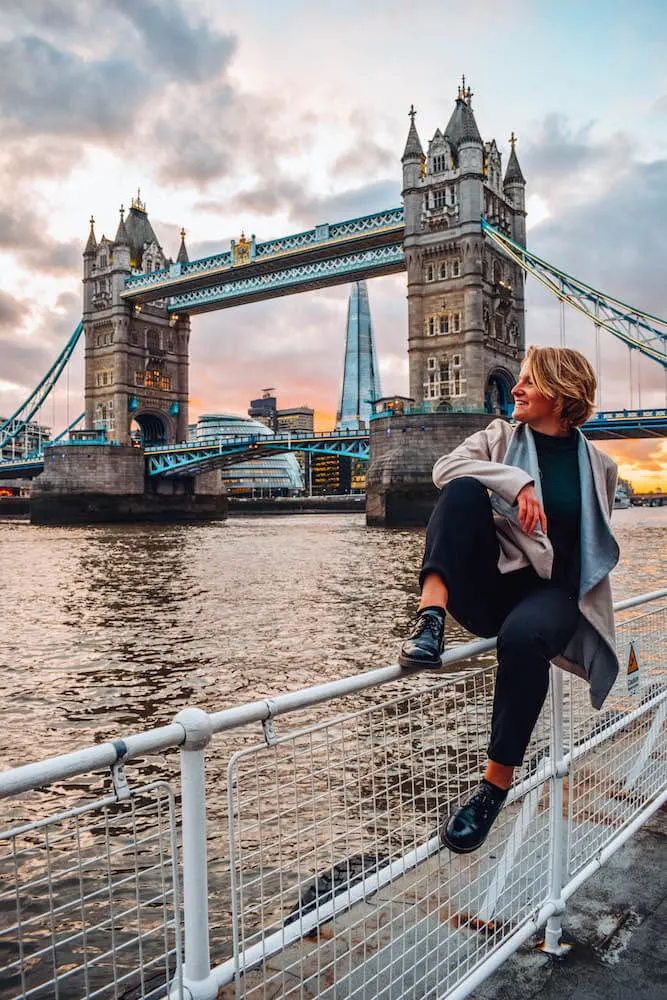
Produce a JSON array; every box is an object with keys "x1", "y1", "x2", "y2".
[
  {"x1": 367, "y1": 83, "x2": 527, "y2": 525},
  {"x1": 402, "y1": 82, "x2": 526, "y2": 416},
  {"x1": 82, "y1": 193, "x2": 190, "y2": 445},
  {"x1": 31, "y1": 196, "x2": 226, "y2": 524}
]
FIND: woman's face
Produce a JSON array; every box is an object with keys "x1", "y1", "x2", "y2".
[{"x1": 511, "y1": 363, "x2": 563, "y2": 430}]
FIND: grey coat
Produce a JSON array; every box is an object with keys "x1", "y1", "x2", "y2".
[{"x1": 431, "y1": 419, "x2": 620, "y2": 709}]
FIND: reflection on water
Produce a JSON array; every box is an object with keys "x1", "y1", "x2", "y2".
[{"x1": 0, "y1": 507, "x2": 665, "y2": 768}]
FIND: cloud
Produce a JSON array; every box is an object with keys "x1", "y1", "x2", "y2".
[
  {"x1": 0, "y1": 35, "x2": 147, "y2": 138},
  {"x1": 522, "y1": 114, "x2": 630, "y2": 215},
  {"x1": 0, "y1": 1, "x2": 236, "y2": 146},
  {"x1": 530, "y1": 157, "x2": 667, "y2": 318},
  {"x1": 231, "y1": 178, "x2": 401, "y2": 227},
  {"x1": 0, "y1": 291, "x2": 25, "y2": 331},
  {"x1": 332, "y1": 139, "x2": 396, "y2": 178},
  {"x1": 0, "y1": 203, "x2": 81, "y2": 274},
  {"x1": 110, "y1": 0, "x2": 236, "y2": 84}
]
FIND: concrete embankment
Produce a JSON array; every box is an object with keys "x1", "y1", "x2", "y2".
[
  {"x1": 471, "y1": 806, "x2": 666, "y2": 1000},
  {"x1": 0, "y1": 497, "x2": 30, "y2": 518},
  {"x1": 228, "y1": 495, "x2": 366, "y2": 515},
  {"x1": 0, "y1": 495, "x2": 367, "y2": 520}
]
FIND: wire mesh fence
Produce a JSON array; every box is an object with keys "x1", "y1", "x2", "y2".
[
  {"x1": 567, "y1": 603, "x2": 667, "y2": 876},
  {"x1": 224, "y1": 670, "x2": 557, "y2": 999},
  {"x1": 0, "y1": 781, "x2": 181, "y2": 1000},
  {"x1": 222, "y1": 602, "x2": 667, "y2": 1000}
]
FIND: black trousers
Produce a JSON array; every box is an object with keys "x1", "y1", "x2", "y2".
[{"x1": 421, "y1": 477, "x2": 580, "y2": 766}]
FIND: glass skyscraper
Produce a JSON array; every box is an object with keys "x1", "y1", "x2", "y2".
[{"x1": 336, "y1": 281, "x2": 382, "y2": 430}]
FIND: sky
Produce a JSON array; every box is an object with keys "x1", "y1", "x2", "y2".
[{"x1": 1, "y1": 0, "x2": 667, "y2": 490}]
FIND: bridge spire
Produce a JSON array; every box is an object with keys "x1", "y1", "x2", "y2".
[
  {"x1": 402, "y1": 105, "x2": 424, "y2": 162},
  {"x1": 114, "y1": 204, "x2": 130, "y2": 246},
  {"x1": 176, "y1": 227, "x2": 189, "y2": 264},
  {"x1": 504, "y1": 132, "x2": 526, "y2": 186},
  {"x1": 445, "y1": 78, "x2": 482, "y2": 147},
  {"x1": 84, "y1": 216, "x2": 97, "y2": 256}
]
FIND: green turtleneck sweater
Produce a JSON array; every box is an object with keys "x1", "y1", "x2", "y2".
[{"x1": 532, "y1": 429, "x2": 581, "y2": 593}]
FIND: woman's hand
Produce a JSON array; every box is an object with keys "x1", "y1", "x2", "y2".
[{"x1": 516, "y1": 483, "x2": 547, "y2": 536}]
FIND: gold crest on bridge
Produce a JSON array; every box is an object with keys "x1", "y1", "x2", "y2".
[{"x1": 233, "y1": 231, "x2": 251, "y2": 266}]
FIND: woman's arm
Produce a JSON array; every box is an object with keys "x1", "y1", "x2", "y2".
[{"x1": 432, "y1": 420, "x2": 534, "y2": 505}]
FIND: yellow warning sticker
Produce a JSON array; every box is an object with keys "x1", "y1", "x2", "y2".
[{"x1": 626, "y1": 640, "x2": 640, "y2": 693}]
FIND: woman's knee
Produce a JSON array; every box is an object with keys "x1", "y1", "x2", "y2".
[
  {"x1": 497, "y1": 617, "x2": 548, "y2": 665},
  {"x1": 440, "y1": 476, "x2": 489, "y2": 508}
]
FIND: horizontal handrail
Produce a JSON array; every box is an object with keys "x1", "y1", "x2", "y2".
[{"x1": 1, "y1": 589, "x2": 665, "y2": 800}]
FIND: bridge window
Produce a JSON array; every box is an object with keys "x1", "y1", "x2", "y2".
[
  {"x1": 453, "y1": 313, "x2": 461, "y2": 332},
  {"x1": 428, "y1": 317, "x2": 436, "y2": 336},
  {"x1": 451, "y1": 259, "x2": 461, "y2": 277},
  {"x1": 147, "y1": 330, "x2": 161, "y2": 354},
  {"x1": 428, "y1": 357, "x2": 436, "y2": 370},
  {"x1": 440, "y1": 262, "x2": 447, "y2": 279},
  {"x1": 136, "y1": 369, "x2": 172, "y2": 390},
  {"x1": 433, "y1": 188, "x2": 447, "y2": 210},
  {"x1": 432, "y1": 154, "x2": 447, "y2": 173},
  {"x1": 426, "y1": 264, "x2": 434, "y2": 281},
  {"x1": 95, "y1": 369, "x2": 113, "y2": 387},
  {"x1": 439, "y1": 315, "x2": 449, "y2": 335}
]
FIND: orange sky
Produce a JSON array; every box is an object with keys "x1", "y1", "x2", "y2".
[{"x1": 596, "y1": 439, "x2": 667, "y2": 494}]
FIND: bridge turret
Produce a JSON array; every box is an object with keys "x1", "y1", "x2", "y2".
[
  {"x1": 503, "y1": 132, "x2": 526, "y2": 247},
  {"x1": 83, "y1": 217, "x2": 97, "y2": 283},
  {"x1": 445, "y1": 82, "x2": 484, "y2": 230},
  {"x1": 112, "y1": 205, "x2": 131, "y2": 271},
  {"x1": 401, "y1": 105, "x2": 425, "y2": 237}
]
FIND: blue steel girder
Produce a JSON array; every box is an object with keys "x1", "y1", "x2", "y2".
[
  {"x1": 165, "y1": 244, "x2": 405, "y2": 315},
  {"x1": 583, "y1": 408, "x2": 667, "y2": 439},
  {"x1": 0, "y1": 457, "x2": 45, "y2": 480},
  {"x1": 122, "y1": 207, "x2": 405, "y2": 307},
  {"x1": 146, "y1": 433, "x2": 370, "y2": 477},
  {"x1": 482, "y1": 220, "x2": 667, "y2": 370}
]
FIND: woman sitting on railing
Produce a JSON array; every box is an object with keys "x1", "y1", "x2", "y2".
[{"x1": 399, "y1": 345, "x2": 620, "y2": 853}]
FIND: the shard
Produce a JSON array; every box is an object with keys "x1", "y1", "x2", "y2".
[{"x1": 336, "y1": 281, "x2": 382, "y2": 430}]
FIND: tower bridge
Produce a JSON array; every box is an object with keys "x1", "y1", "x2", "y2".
[{"x1": 3, "y1": 80, "x2": 667, "y2": 524}]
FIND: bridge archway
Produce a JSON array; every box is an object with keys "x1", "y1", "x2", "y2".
[
  {"x1": 132, "y1": 412, "x2": 168, "y2": 446},
  {"x1": 485, "y1": 368, "x2": 515, "y2": 418}
]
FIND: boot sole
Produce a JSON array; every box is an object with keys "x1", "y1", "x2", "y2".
[
  {"x1": 398, "y1": 652, "x2": 443, "y2": 670},
  {"x1": 439, "y1": 824, "x2": 485, "y2": 854}
]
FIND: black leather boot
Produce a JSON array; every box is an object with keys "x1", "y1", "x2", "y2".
[
  {"x1": 399, "y1": 607, "x2": 445, "y2": 669},
  {"x1": 440, "y1": 780, "x2": 508, "y2": 854}
]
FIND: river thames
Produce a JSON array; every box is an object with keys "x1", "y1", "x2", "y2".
[{"x1": 0, "y1": 506, "x2": 665, "y2": 771}]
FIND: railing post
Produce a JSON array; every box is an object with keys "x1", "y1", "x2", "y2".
[
  {"x1": 541, "y1": 666, "x2": 571, "y2": 955},
  {"x1": 170, "y1": 708, "x2": 218, "y2": 1000}
]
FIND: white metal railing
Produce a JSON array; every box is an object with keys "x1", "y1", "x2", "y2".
[{"x1": 0, "y1": 589, "x2": 665, "y2": 1000}]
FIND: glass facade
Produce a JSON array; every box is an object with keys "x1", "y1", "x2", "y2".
[
  {"x1": 191, "y1": 413, "x2": 303, "y2": 496},
  {"x1": 336, "y1": 281, "x2": 382, "y2": 431},
  {"x1": 0, "y1": 418, "x2": 51, "y2": 460}
]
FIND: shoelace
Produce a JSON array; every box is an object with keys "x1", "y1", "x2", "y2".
[
  {"x1": 468, "y1": 782, "x2": 505, "y2": 820},
  {"x1": 408, "y1": 611, "x2": 443, "y2": 640}
]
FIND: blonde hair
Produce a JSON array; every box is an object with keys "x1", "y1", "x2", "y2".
[{"x1": 525, "y1": 345, "x2": 597, "y2": 428}]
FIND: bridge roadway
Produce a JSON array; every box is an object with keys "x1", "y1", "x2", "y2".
[
  {"x1": 1, "y1": 410, "x2": 665, "y2": 481},
  {"x1": 121, "y1": 208, "x2": 405, "y2": 314}
]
